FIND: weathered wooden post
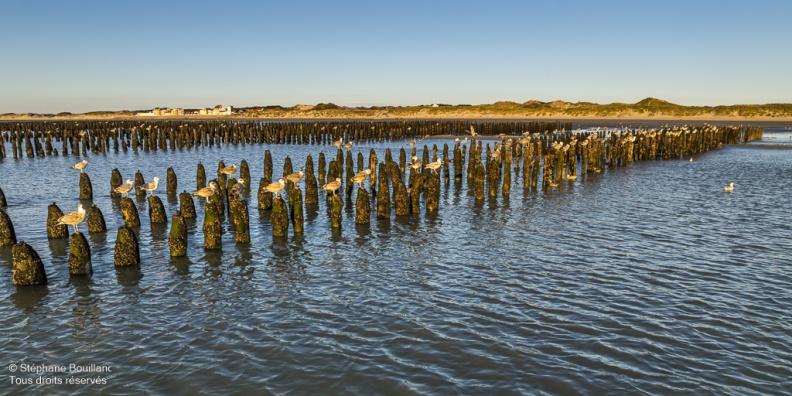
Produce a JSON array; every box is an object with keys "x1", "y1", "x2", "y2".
[
  {"x1": 68, "y1": 232, "x2": 92, "y2": 275},
  {"x1": 410, "y1": 171, "x2": 423, "y2": 214},
  {"x1": 135, "y1": 171, "x2": 146, "y2": 197},
  {"x1": 377, "y1": 163, "x2": 390, "y2": 219},
  {"x1": 47, "y1": 202, "x2": 68, "y2": 238},
  {"x1": 394, "y1": 178, "x2": 409, "y2": 216},
  {"x1": 148, "y1": 196, "x2": 167, "y2": 224},
  {"x1": 203, "y1": 201, "x2": 222, "y2": 250},
  {"x1": 305, "y1": 155, "x2": 318, "y2": 205},
  {"x1": 473, "y1": 159, "x2": 485, "y2": 200},
  {"x1": 355, "y1": 187, "x2": 371, "y2": 224},
  {"x1": 318, "y1": 152, "x2": 326, "y2": 185},
  {"x1": 168, "y1": 212, "x2": 187, "y2": 256},
  {"x1": 329, "y1": 194, "x2": 343, "y2": 228},
  {"x1": 0, "y1": 210, "x2": 16, "y2": 246},
  {"x1": 166, "y1": 167, "x2": 177, "y2": 195},
  {"x1": 79, "y1": 172, "x2": 93, "y2": 200},
  {"x1": 502, "y1": 146, "x2": 512, "y2": 196},
  {"x1": 290, "y1": 187, "x2": 304, "y2": 233},
  {"x1": 0, "y1": 186, "x2": 5, "y2": 207},
  {"x1": 87, "y1": 205, "x2": 106, "y2": 233},
  {"x1": 271, "y1": 195, "x2": 289, "y2": 237},
  {"x1": 196, "y1": 162, "x2": 206, "y2": 190},
  {"x1": 120, "y1": 197, "x2": 141, "y2": 227},
  {"x1": 110, "y1": 169, "x2": 123, "y2": 198},
  {"x1": 114, "y1": 226, "x2": 140, "y2": 266},
  {"x1": 426, "y1": 170, "x2": 440, "y2": 212},
  {"x1": 240, "y1": 159, "x2": 251, "y2": 186},
  {"x1": 12, "y1": 242, "x2": 47, "y2": 285},
  {"x1": 231, "y1": 198, "x2": 251, "y2": 243},
  {"x1": 179, "y1": 191, "x2": 196, "y2": 218}
]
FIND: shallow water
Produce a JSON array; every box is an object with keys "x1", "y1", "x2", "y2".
[{"x1": 0, "y1": 127, "x2": 790, "y2": 394}]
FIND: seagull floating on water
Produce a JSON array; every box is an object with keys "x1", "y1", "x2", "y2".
[
  {"x1": 114, "y1": 179, "x2": 134, "y2": 198},
  {"x1": 56, "y1": 203, "x2": 86, "y2": 234},
  {"x1": 139, "y1": 177, "x2": 160, "y2": 196},
  {"x1": 71, "y1": 160, "x2": 88, "y2": 173},
  {"x1": 723, "y1": 182, "x2": 735, "y2": 192}
]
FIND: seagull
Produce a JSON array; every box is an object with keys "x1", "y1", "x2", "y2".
[
  {"x1": 220, "y1": 164, "x2": 237, "y2": 175},
  {"x1": 407, "y1": 156, "x2": 422, "y2": 170},
  {"x1": 333, "y1": 138, "x2": 343, "y2": 147},
  {"x1": 71, "y1": 160, "x2": 88, "y2": 173},
  {"x1": 229, "y1": 179, "x2": 245, "y2": 200},
  {"x1": 350, "y1": 169, "x2": 371, "y2": 188},
  {"x1": 465, "y1": 125, "x2": 477, "y2": 137},
  {"x1": 192, "y1": 181, "x2": 218, "y2": 203},
  {"x1": 723, "y1": 182, "x2": 735, "y2": 192},
  {"x1": 344, "y1": 142, "x2": 353, "y2": 149},
  {"x1": 407, "y1": 140, "x2": 416, "y2": 147},
  {"x1": 321, "y1": 178, "x2": 342, "y2": 196},
  {"x1": 285, "y1": 168, "x2": 304, "y2": 184},
  {"x1": 138, "y1": 177, "x2": 160, "y2": 196},
  {"x1": 114, "y1": 179, "x2": 134, "y2": 198},
  {"x1": 264, "y1": 178, "x2": 286, "y2": 198},
  {"x1": 56, "y1": 203, "x2": 86, "y2": 234},
  {"x1": 425, "y1": 158, "x2": 443, "y2": 172}
]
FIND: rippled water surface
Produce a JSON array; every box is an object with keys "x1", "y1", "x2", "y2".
[{"x1": 0, "y1": 127, "x2": 790, "y2": 394}]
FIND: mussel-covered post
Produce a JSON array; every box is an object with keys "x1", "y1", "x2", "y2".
[
  {"x1": 355, "y1": 187, "x2": 370, "y2": 224},
  {"x1": 426, "y1": 169, "x2": 440, "y2": 212},
  {"x1": 114, "y1": 226, "x2": 140, "y2": 266},
  {"x1": 240, "y1": 159, "x2": 251, "y2": 186},
  {"x1": 202, "y1": 201, "x2": 222, "y2": 250},
  {"x1": 394, "y1": 178, "x2": 409, "y2": 216},
  {"x1": 290, "y1": 187, "x2": 304, "y2": 233},
  {"x1": 0, "y1": 210, "x2": 17, "y2": 246},
  {"x1": 110, "y1": 169, "x2": 122, "y2": 198},
  {"x1": 87, "y1": 205, "x2": 107, "y2": 233},
  {"x1": 79, "y1": 172, "x2": 93, "y2": 200},
  {"x1": 271, "y1": 195, "x2": 289, "y2": 237},
  {"x1": 377, "y1": 163, "x2": 390, "y2": 219},
  {"x1": 410, "y1": 171, "x2": 423, "y2": 214},
  {"x1": 148, "y1": 196, "x2": 168, "y2": 224},
  {"x1": 68, "y1": 232, "x2": 92, "y2": 275},
  {"x1": 135, "y1": 171, "x2": 146, "y2": 197},
  {"x1": 166, "y1": 167, "x2": 177, "y2": 195},
  {"x1": 196, "y1": 163, "x2": 206, "y2": 190},
  {"x1": 168, "y1": 212, "x2": 187, "y2": 256},
  {"x1": 329, "y1": 194, "x2": 343, "y2": 228},
  {"x1": 47, "y1": 202, "x2": 68, "y2": 238},
  {"x1": 230, "y1": 198, "x2": 251, "y2": 243},
  {"x1": 12, "y1": 242, "x2": 47, "y2": 286},
  {"x1": 305, "y1": 155, "x2": 318, "y2": 205},
  {"x1": 120, "y1": 197, "x2": 141, "y2": 227},
  {"x1": 179, "y1": 191, "x2": 196, "y2": 219}
]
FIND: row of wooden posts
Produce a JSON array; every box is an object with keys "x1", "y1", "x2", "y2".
[
  {"x1": 1, "y1": 124, "x2": 763, "y2": 286},
  {"x1": 0, "y1": 120, "x2": 570, "y2": 159}
]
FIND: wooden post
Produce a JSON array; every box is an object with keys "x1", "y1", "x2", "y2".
[
  {"x1": 318, "y1": 152, "x2": 326, "y2": 185},
  {"x1": 240, "y1": 159, "x2": 251, "y2": 186},
  {"x1": 68, "y1": 232, "x2": 92, "y2": 275},
  {"x1": 114, "y1": 226, "x2": 140, "y2": 266},
  {"x1": 355, "y1": 187, "x2": 370, "y2": 224},
  {"x1": 120, "y1": 197, "x2": 141, "y2": 227},
  {"x1": 271, "y1": 195, "x2": 289, "y2": 237},
  {"x1": 87, "y1": 205, "x2": 107, "y2": 233},
  {"x1": 377, "y1": 162, "x2": 390, "y2": 219},
  {"x1": 196, "y1": 162, "x2": 206, "y2": 190},
  {"x1": 230, "y1": 198, "x2": 251, "y2": 243},
  {"x1": 79, "y1": 172, "x2": 93, "y2": 200},
  {"x1": 148, "y1": 195, "x2": 168, "y2": 224},
  {"x1": 257, "y1": 177, "x2": 273, "y2": 210},
  {"x1": 305, "y1": 155, "x2": 318, "y2": 205},
  {"x1": 47, "y1": 202, "x2": 68, "y2": 238},
  {"x1": 179, "y1": 191, "x2": 196, "y2": 219},
  {"x1": 426, "y1": 170, "x2": 440, "y2": 212},
  {"x1": 110, "y1": 169, "x2": 122, "y2": 198},
  {"x1": 329, "y1": 194, "x2": 343, "y2": 228},
  {"x1": 168, "y1": 212, "x2": 187, "y2": 256},
  {"x1": 12, "y1": 242, "x2": 47, "y2": 285},
  {"x1": 410, "y1": 171, "x2": 422, "y2": 214},
  {"x1": 166, "y1": 167, "x2": 177, "y2": 195},
  {"x1": 135, "y1": 171, "x2": 146, "y2": 197},
  {"x1": 0, "y1": 186, "x2": 5, "y2": 207},
  {"x1": 0, "y1": 210, "x2": 16, "y2": 246},
  {"x1": 290, "y1": 187, "x2": 304, "y2": 233},
  {"x1": 202, "y1": 201, "x2": 222, "y2": 250}
]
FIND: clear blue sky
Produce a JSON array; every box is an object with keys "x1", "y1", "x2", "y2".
[{"x1": 1, "y1": 0, "x2": 790, "y2": 113}]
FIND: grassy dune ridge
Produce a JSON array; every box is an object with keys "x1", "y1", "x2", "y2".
[{"x1": 3, "y1": 98, "x2": 792, "y2": 120}]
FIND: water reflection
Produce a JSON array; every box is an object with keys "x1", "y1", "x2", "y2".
[
  {"x1": 10, "y1": 285, "x2": 49, "y2": 313},
  {"x1": 115, "y1": 265, "x2": 143, "y2": 286}
]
